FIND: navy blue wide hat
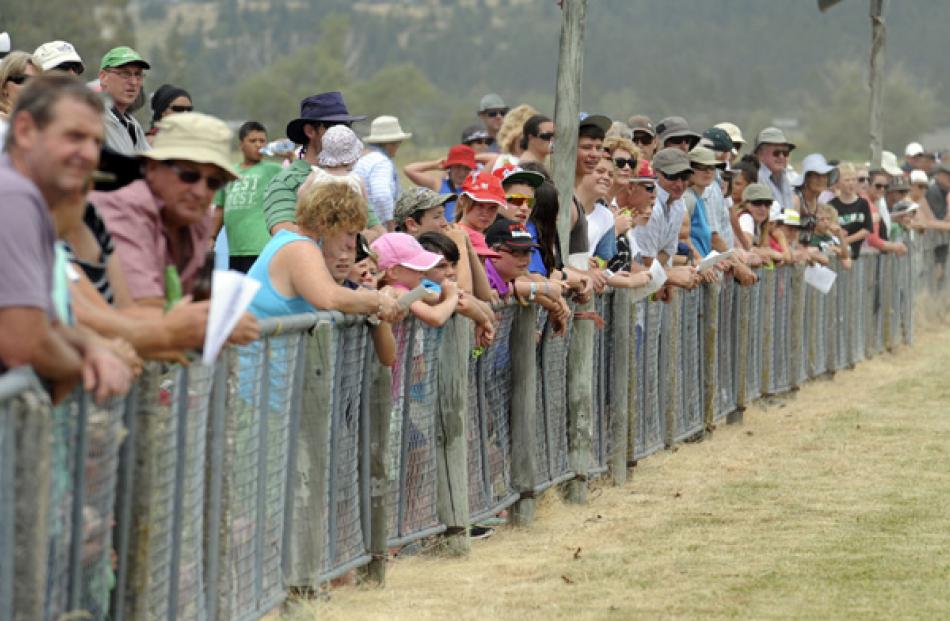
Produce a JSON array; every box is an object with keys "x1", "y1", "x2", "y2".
[{"x1": 286, "y1": 91, "x2": 367, "y2": 145}]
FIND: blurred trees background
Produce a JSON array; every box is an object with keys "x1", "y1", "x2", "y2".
[{"x1": 5, "y1": 0, "x2": 948, "y2": 161}]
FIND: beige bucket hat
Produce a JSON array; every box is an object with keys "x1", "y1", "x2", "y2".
[
  {"x1": 363, "y1": 115, "x2": 412, "y2": 144},
  {"x1": 142, "y1": 112, "x2": 237, "y2": 180}
]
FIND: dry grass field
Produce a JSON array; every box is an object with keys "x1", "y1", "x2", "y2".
[{"x1": 286, "y1": 307, "x2": 950, "y2": 620}]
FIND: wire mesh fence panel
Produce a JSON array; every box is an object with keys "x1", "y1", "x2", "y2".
[
  {"x1": 43, "y1": 397, "x2": 78, "y2": 621},
  {"x1": 387, "y1": 320, "x2": 446, "y2": 545},
  {"x1": 640, "y1": 301, "x2": 665, "y2": 457},
  {"x1": 749, "y1": 271, "x2": 769, "y2": 400},
  {"x1": 533, "y1": 311, "x2": 573, "y2": 493},
  {"x1": 770, "y1": 268, "x2": 790, "y2": 394},
  {"x1": 0, "y1": 393, "x2": 13, "y2": 621},
  {"x1": 901, "y1": 247, "x2": 914, "y2": 344},
  {"x1": 810, "y1": 282, "x2": 829, "y2": 377},
  {"x1": 715, "y1": 278, "x2": 737, "y2": 420},
  {"x1": 850, "y1": 257, "x2": 866, "y2": 364},
  {"x1": 676, "y1": 288, "x2": 704, "y2": 441},
  {"x1": 79, "y1": 398, "x2": 124, "y2": 619},
  {"x1": 590, "y1": 294, "x2": 610, "y2": 477},
  {"x1": 481, "y1": 306, "x2": 518, "y2": 517}
]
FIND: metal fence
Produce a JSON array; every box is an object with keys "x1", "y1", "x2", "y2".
[{"x1": 3, "y1": 233, "x2": 949, "y2": 619}]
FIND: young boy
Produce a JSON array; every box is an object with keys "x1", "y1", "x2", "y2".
[
  {"x1": 809, "y1": 203, "x2": 852, "y2": 268},
  {"x1": 372, "y1": 232, "x2": 459, "y2": 327},
  {"x1": 393, "y1": 187, "x2": 453, "y2": 235}
]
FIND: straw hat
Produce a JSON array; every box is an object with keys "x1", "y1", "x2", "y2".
[
  {"x1": 143, "y1": 112, "x2": 237, "y2": 180},
  {"x1": 363, "y1": 115, "x2": 412, "y2": 144}
]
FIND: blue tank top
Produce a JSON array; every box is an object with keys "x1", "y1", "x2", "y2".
[
  {"x1": 247, "y1": 229, "x2": 318, "y2": 319},
  {"x1": 440, "y1": 177, "x2": 459, "y2": 223}
]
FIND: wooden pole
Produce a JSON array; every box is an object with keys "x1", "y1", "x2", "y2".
[
  {"x1": 566, "y1": 298, "x2": 594, "y2": 504},
  {"x1": 788, "y1": 265, "x2": 805, "y2": 389},
  {"x1": 551, "y1": 0, "x2": 587, "y2": 261},
  {"x1": 510, "y1": 306, "x2": 539, "y2": 524},
  {"x1": 608, "y1": 289, "x2": 631, "y2": 485},
  {"x1": 364, "y1": 357, "x2": 392, "y2": 584},
  {"x1": 869, "y1": 0, "x2": 886, "y2": 169},
  {"x1": 435, "y1": 316, "x2": 471, "y2": 552},
  {"x1": 702, "y1": 283, "x2": 720, "y2": 431}
]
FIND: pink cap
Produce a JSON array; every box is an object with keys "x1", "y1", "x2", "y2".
[{"x1": 371, "y1": 232, "x2": 444, "y2": 271}]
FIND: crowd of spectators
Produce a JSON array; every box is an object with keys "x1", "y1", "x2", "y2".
[{"x1": 1, "y1": 36, "x2": 949, "y2": 409}]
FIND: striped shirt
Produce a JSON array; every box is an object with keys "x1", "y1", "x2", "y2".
[
  {"x1": 262, "y1": 159, "x2": 312, "y2": 232},
  {"x1": 63, "y1": 204, "x2": 115, "y2": 304},
  {"x1": 353, "y1": 147, "x2": 400, "y2": 224}
]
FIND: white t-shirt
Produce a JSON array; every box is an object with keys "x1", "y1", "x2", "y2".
[
  {"x1": 738, "y1": 212, "x2": 756, "y2": 238},
  {"x1": 586, "y1": 201, "x2": 616, "y2": 253}
]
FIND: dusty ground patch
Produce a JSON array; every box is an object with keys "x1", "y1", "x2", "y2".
[{"x1": 287, "y1": 314, "x2": 950, "y2": 621}]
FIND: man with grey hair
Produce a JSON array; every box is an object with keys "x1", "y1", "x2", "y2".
[
  {"x1": 477, "y1": 93, "x2": 508, "y2": 153},
  {"x1": 754, "y1": 127, "x2": 796, "y2": 212}
]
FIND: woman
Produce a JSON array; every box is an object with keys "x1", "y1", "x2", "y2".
[
  {"x1": 147, "y1": 84, "x2": 192, "y2": 142},
  {"x1": 737, "y1": 183, "x2": 790, "y2": 264},
  {"x1": 495, "y1": 103, "x2": 538, "y2": 161},
  {"x1": 0, "y1": 51, "x2": 41, "y2": 148},
  {"x1": 403, "y1": 144, "x2": 477, "y2": 222},
  {"x1": 793, "y1": 153, "x2": 835, "y2": 244},
  {"x1": 602, "y1": 135, "x2": 639, "y2": 207},
  {"x1": 517, "y1": 114, "x2": 554, "y2": 165},
  {"x1": 246, "y1": 182, "x2": 403, "y2": 322}
]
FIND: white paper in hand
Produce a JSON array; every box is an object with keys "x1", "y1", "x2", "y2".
[
  {"x1": 629, "y1": 259, "x2": 669, "y2": 304},
  {"x1": 804, "y1": 264, "x2": 837, "y2": 294},
  {"x1": 201, "y1": 270, "x2": 261, "y2": 365},
  {"x1": 698, "y1": 249, "x2": 734, "y2": 273}
]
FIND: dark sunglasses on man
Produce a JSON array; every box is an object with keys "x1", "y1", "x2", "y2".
[
  {"x1": 483, "y1": 109, "x2": 508, "y2": 118},
  {"x1": 163, "y1": 161, "x2": 228, "y2": 191},
  {"x1": 661, "y1": 170, "x2": 692, "y2": 182},
  {"x1": 169, "y1": 105, "x2": 194, "y2": 113},
  {"x1": 633, "y1": 132, "x2": 654, "y2": 145},
  {"x1": 467, "y1": 137, "x2": 495, "y2": 146}
]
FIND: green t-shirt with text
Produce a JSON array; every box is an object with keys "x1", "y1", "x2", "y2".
[{"x1": 215, "y1": 161, "x2": 283, "y2": 256}]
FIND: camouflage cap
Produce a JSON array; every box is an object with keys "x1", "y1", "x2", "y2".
[{"x1": 394, "y1": 187, "x2": 456, "y2": 226}]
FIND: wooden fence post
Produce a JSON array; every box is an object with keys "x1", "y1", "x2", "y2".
[
  {"x1": 731, "y1": 283, "x2": 751, "y2": 424},
  {"x1": 566, "y1": 298, "x2": 594, "y2": 504},
  {"x1": 435, "y1": 316, "x2": 471, "y2": 552},
  {"x1": 625, "y1": 301, "x2": 641, "y2": 467},
  {"x1": 662, "y1": 296, "x2": 681, "y2": 448},
  {"x1": 363, "y1": 357, "x2": 392, "y2": 585},
  {"x1": 702, "y1": 283, "x2": 720, "y2": 431},
  {"x1": 608, "y1": 289, "x2": 631, "y2": 485},
  {"x1": 510, "y1": 306, "x2": 539, "y2": 525},
  {"x1": 788, "y1": 265, "x2": 805, "y2": 389}
]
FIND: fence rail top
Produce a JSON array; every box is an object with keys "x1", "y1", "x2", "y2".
[
  {"x1": 256, "y1": 310, "x2": 369, "y2": 337},
  {"x1": 0, "y1": 366, "x2": 47, "y2": 402}
]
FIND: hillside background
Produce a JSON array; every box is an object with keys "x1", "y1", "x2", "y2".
[{"x1": 6, "y1": 0, "x2": 950, "y2": 160}]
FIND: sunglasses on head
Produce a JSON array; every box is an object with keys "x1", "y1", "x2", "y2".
[
  {"x1": 771, "y1": 149, "x2": 790, "y2": 158},
  {"x1": 506, "y1": 194, "x2": 535, "y2": 208},
  {"x1": 6, "y1": 74, "x2": 30, "y2": 85},
  {"x1": 163, "y1": 161, "x2": 228, "y2": 191},
  {"x1": 484, "y1": 109, "x2": 508, "y2": 118},
  {"x1": 614, "y1": 157, "x2": 637, "y2": 170},
  {"x1": 536, "y1": 131, "x2": 555, "y2": 141},
  {"x1": 169, "y1": 104, "x2": 194, "y2": 113},
  {"x1": 661, "y1": 170, "x2": 692, "y2": 182}
]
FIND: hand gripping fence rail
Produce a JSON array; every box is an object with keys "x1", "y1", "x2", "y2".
[{"x1": 1, "y1": 232, "x2": 948, "y2": 618}]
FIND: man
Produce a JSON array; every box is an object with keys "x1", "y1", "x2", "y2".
[
  {"x1": 627, "y1": 115, "x2": 656, "y2": 161},
  {"x1": 903, "y1": 142, "x2": 925, "y2": 174},
  {"x1": 461, "y1": 124, "x2": 494, "y2": 153},
  {"x1": 213, "y1": 121, "x2": 283, "y2": 272},
  {"x1": 354, "y1": 115, "x2": 412, "y2": 229},
  {"x1": 920, "y1": 162, "x2": 950, "y2": 285},
  {"x1": 33, "y1": 40, "x2": 85, "y2": 75},
  {"x1": 571, "y1": 113, "x2": 611, "y2": 272},
  {"x1": 0, "y1": 73, "x2": 132, "y2": 403},
  {"x1": 262, "y1": 91, "x2": 367, "y2": 234},
  {"x1": 655, "y1": 116, "x2": 701, "y2": 153},
  {"x1": 90, "y1": 112, "x2": 238, "y2": 306},
  {"x1": 754, "y1": 127, "x2": 796, "y2": 212},
  {"x1": 97, "y1": 46, "x2": 151, "y2": 154},
  {"x1": 477, "y1": 93, "x2": 508, "y2": 153},
  {"x1": 633, "y1": 148, "x2": 700, "y2": 294}
]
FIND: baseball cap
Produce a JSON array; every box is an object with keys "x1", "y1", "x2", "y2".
[
  {"x1": 909, "y1": 169, "x2": 929, "y2": 184},
  {"x1": 371, "y1": 232, "x2": 444, "y2": 272},
  {"x1": 100, "y1": 46, "x2": 150, "y2": 70},
  {"x1": 656, "y1": 116, "x2": 701, "y2": 149},
  {"x1": 461, "y1": 169, "x2": 506, "y2": 207},
  {"x1": 742, "y1": 183, "x2": 774, "y2": 203},
  {"x1": 485, "y1": 218, "x2": 539, "y2": 251},
  {"x1": 886, "y1": 177, "x2": 910, "y2": 193},
  {"x1": 579, "y1": 113, "x2": 612, "y2": 134},
  {"x1": 33, "y1": 40, "x2": 85, "y2": 73},
  {"x1": 778, "y1": 208, "x2": 802, "y2": 227},
  {"x1": 442, "y1": 144, "x2": 477, "y2": 170},
  {"x1": 478, "y1": 93, "x2": 507, "y2": 113},
  {"x1": 701, "y1": 127, "x2": 734, "y2": 153},
  {"x1": 493, "y1": 163, "x2": 544, "y2": 189},
  {"x1": 632, "y1": 159, "x2": 656, "y2": 182},
  {"x1": 652, "y1": 148, "x2": 692, "y2": 176},
  {"x1": 688, "y1": 145, "x2": 726, "y2": 169},
  {"x1": 754, "y1": 127, "x2": 796, "y2": 151},
  {"x1": 394, "y1": 187, "x2": 456, "y2": 227},
  {"x1": 714, "y1": 122, "x2": 746, "y2": 147},
  {"x1": 461, "y1": 124, "x2": 492, "y2": 145},
  {"x1": 905, "y1": 142, "x2": 925, "y2": 157},
  {"x1": 628, "y1": 115, "x2": 655, "y2": 137},
  {"x1": 891, "y1": 199, "x2": 919, "y2": 217}
]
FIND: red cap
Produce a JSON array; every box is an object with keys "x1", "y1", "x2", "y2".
[
  {"x1": 633, "y1": 159, "x2": 656, "y2": 182},
  {"x1": 461, "y1": 169, "x2": 506, "y2": 207},
  {"x1": 468, "y1": 229, "x2": 502, "y2": 259},
  {"x1": 442, "y1": 144, "x2": 477, "y2": 170}
]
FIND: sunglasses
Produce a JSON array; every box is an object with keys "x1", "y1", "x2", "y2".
[
  {"x1": 169, "y1": 105, "x2": 194, "y2": 113},
  {"x1": 537, "y1": 131, "x2": 555, "y2": 141},
  {"x1": 665, "y1": 136, "x2": 690, "y2": 146},
  {"x1": 638, "y1": 183, "x2": 656, "y2": 193},
  {"x1": 163, "y1": 161, "x2": 228, "y2": 191},
  {"x1": 484, "y1": 109, "x2": 508, "y2": 118},
  {"x1": 468, "y1": 138, "x2": 494, "y2": 146},
  {"x1": 614, "y1": 157, "x2": 637, "y2": 170},
  {"x1": 771, "y1": 149, "x2": 790, "y2": 158},
  {"x1": 506, "y1": 194, "x2": 535, "y2": 208},
  {"x1": 692, "y1": 163, "x2": 714, "y2": 173},
  {"x1": 857, "y1": 176, "x2": 870, "y2": 183},
  {"x1": 6, "y1": 74, "x2": 30, "y2": 85},
  {"x1": 661, "y1": 170, "x2": 693, "y2": 182},
  {"x1": 633, "y1": 132, "x2": 654, "y2": 145},
  {"x1": 56, "y1": 62, "x2": 84, "y2": 74},
  {"x1": 749, "y1": 200, "x2": 773, "y2": 207},
  {"x1": 873, "y1": 183, "x2": 888, "y2": 190}
]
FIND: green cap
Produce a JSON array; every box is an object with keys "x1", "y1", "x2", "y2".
[{"x1": 100, "y1": 46, "x2": 150, "y2": 71}]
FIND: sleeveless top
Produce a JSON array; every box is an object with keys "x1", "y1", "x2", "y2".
[
  {"x1": 568, "y1": 196, "x2": 589, "y2": 255},
  {"x1": 439, "y1": 177, "x2": 459, "y2": 222},
  {"x1": 247, "y1": 229, "x2": 318, "y2": 319}
]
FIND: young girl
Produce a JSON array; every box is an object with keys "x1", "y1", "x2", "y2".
[
  {"x1": 372, "y1": 232, "x2": 460, "y2": 327},
  {"x1": 737, "y1": 183, "x2": 791, "y2": 264}
]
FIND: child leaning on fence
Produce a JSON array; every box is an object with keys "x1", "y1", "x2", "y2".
[{"x1": 809, "y1": 203, "x2": 853, "y2": 269}]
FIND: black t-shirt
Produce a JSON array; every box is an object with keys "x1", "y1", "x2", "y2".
[
  {"x1": 926, "y1": 183, "x2": 948, "y2": 220},
  {"x1": 830, "y1": 196, "x2": 872, "y2": 259}
]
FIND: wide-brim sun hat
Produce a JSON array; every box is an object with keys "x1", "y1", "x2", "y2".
[
  {"x1": 286, "y1": 91, "x2": 366, "y2": 145},
  {"x1": 880, "y1": 150, "x2": 904, "y2": 176},
  {"x1": 142, "y1": 112, "x2": 238, "y2": 181},
  {"x1": 754, "y1": 127, "x2": 796, "y2": 152},
  {"x1": 742, "y1": 182, "x2": 774, "y2": 203},
  {"x1": 656, "y1": 116, "x2": 701, "y2": 149},
  {"x1": 363, "y1": 115, "x2": 412, "y2": 144},
  {"x1": 795, "y1": 153, "x2": 836, "y2": 187},
  {"x1": 317, "y1": 125, "x2": 364, "y2": 167}
]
